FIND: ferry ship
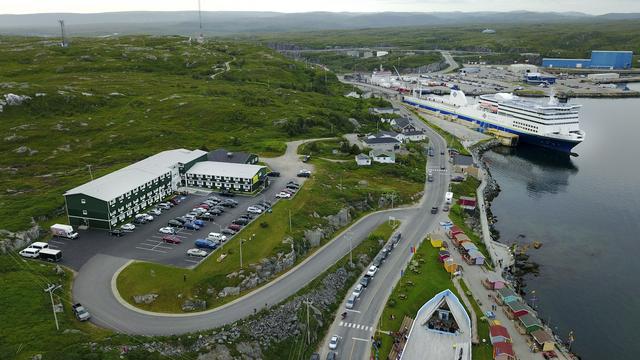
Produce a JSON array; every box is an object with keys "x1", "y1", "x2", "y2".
[{"x1": 403, "y1": 90, "x2": 585, "y2": 152}]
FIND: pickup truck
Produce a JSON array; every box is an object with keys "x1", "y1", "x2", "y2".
[{"x1": 72, "y1": 303, "x2": 91, "y2": 321}]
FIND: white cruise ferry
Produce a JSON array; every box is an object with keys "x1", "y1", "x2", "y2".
[{"x1": 403, "y1": 90, "x2": 585, "y2": 152}]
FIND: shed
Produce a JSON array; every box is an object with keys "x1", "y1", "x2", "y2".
[
  {"x1": 496, "y1": 287, "x2": 520, "y2": 304},
  {"x1": 430, "y1": 238, "x2": 443, "y2": 248},
  {"x1": 453, "y1": 233, "x2": 471, "y2": 246},
  {"x1": 448, "y1": 226, "x2": 463, "y2": 239},
  {"x1": 458, "y1": 196, "x2": 477, "y2": 210},
  {"x1": 467, "y1": 249, "x2": 485, "y2": 265},
  {"x1": 493, "y1": 342, "x2": 516, "y2": 360},
  {"x1": 505, "y1": 300, "x2": 531, "y2": 318},
  {"x1": 531, "y1": 329, "x2": 556, "y2": 351},
  {"x1": 443, "y1": 258, "x2": 458, "y2": 273},
  {"x1": 460, "y1": 242, "x2": 478, "y2": 253},
  {"x1": 518, "y1": 313, "x2": 543, "y2": 334},
  {"x1": 489, "y1": 325, "x2": 511, "y2": 344},
  {"x1": 485, "y1": 275, "x2": 506, "y2": 290}
]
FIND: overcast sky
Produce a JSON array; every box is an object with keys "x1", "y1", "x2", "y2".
[{"x1": 1, "y1": 0, "x2": 638, "y2": 15}]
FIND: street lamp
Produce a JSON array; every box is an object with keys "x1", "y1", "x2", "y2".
[{"x1": 240, "y1": 238, "x2": 245, "y2": 269}]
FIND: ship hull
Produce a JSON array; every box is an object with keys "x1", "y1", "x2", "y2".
[{"x1": 403, "y1": 98, "x2": 582, "y2": 153}]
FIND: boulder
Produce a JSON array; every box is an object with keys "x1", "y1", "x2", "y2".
[
  {"x1": 218, "y1": 287, "x2": 240, "y2": 298},
  {"x1": 133, "y1": 294, "x2": 158, "y2": 304},
  {"x1": 182, "y1": 299, "x2": 207, "y2": 312}
]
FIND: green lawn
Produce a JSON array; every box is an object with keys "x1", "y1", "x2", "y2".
[
  {"x1": 0, "y1": 253, "x2": 121, "y2": 360},
  {"x1": 117, "y1": 154, "x2": 424, "y2": 313},
  {"x1": 375, "y1": 241, "x2": 492, "y2": 360},
  {"x1": 451, "y1": 176, "x2": 480, "y2": 198},
  {"x1": 298, "y1": 138, "x2": 357, "y2": 160}
]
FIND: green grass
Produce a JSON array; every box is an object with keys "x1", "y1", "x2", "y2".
[
  {"x1": 458, "y1": 278, "x2": 493, "y2": 359},
  {"x1": 375, "y1": 241, "x2": 492, "y2": 360},
  {"x1": 0, "y1": 253, "x2": 124, "y2": 360},
  {"x1": 0, "y1": 35, "x2": 392, "y2": 232},
  {"x1": 451, "y1": 176, "x2": 480, "y2": 198},
  {"x1": 117, "y1": 154, "x2": 424, "y2": 313},
  {"x1": 298, "y1": 138, "x2": 355, "y2": 160}
]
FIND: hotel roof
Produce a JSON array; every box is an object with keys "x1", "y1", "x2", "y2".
[{"x1": 186, "y1": 161, "x2": 266, "y2": 179}]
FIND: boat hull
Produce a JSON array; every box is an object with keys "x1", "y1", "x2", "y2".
[{"x1": 403, "y1": 98, "x2": 582, "y2": 153}]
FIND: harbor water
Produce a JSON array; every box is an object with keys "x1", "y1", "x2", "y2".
[{"x1": 482, "y1": 92, "x2": 640, "y2": 360}]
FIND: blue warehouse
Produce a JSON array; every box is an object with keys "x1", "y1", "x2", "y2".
[{"x1": 542, "y1": 50, "x2": 633, "y2": 70}]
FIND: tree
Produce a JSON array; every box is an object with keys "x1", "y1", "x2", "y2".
[{"x1": 350, "y1": 144, "x2": 361, "y2": 155}]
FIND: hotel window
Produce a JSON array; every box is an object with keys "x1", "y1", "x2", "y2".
[
  {"x1": 81, "y1": 199, "x2": 86, "y2": 204},
  {"x1": 82, "y1": 210, "x2": 87, "y2": 215}
]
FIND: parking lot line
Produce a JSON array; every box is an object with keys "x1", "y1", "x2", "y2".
[
  {"x1": 135, "y1": 247, "x2": 168, "y2": 254},
  {"x1": 49, "y1": 240, "x2": 66, "y2": 245},
  {"x1": 184, "y1": 259, "x2": 200, "y2": 264}
]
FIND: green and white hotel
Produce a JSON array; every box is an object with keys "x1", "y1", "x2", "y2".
[{"x1": 64, "y1": 148, "x2": 267, "y2": 230}]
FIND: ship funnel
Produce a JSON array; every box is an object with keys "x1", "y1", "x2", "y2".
[{"x1": 548, "y1": 89, "x2": 559, "y2": 106}]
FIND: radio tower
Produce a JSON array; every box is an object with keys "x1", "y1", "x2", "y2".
[
  {"x1": 59, "y1": 20, "x2": 69, "y2": 47},
  {"x1": 196, "y1": 0, "x2": 205, "y2": 43}
]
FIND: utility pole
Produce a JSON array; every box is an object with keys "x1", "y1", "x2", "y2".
[
  {"x1": 239, "y1": 239, "x2": 244, "y2": 268},
  {"x1": 87, "y1": 165, "x2": 94, "y2": 180},
  {"x1": 44, "y1": 284, "x2": 62, "y2": 331},
  {"x1": 289, "y1": 210, "x2": 292, "y2": 232}
]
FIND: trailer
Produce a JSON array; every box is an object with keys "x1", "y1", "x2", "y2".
[
  {"x1": 39, "y1": 248, "x2": 62, "y2": 262},
  {"x1": 50, "y1": 224, "x2": 78, "y2": 239}
]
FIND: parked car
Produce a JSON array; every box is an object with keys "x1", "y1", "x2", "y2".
[
  {"x1": 267, "y1": 171, "x2": 281, "y2": 177},
  {"x1": 276, "y1": 192, "x2": 292, "y2": 198},
  {"x1": 326, "y1": 352, "x2": 337, "y2": 360},
  {"x1": 193, "y1": 219, "x2": 205, "y2": 227},
  {"x1": 233, "y1": 218, "x2": 249, "y2": 225},
  {"x1": 359, "y1": 276, "x2": 370, "y2": 288},
  {"x1": 443, "y1": 205, "x2": 450, "y2": 212},
  {"x1": 222, "y1": 228, "x2": 237, "y2": 236},
  {"x1": 345, "y1": 294, "x2": 357, "y2": 309},
  {"x1": 121, "y1": 223, "x2": 136, "y2": 231},
  {"x1": 187, "y1": 248, "x2": 208, "y2": 257},
  {"x1": 133, "y1": 217, "x2": 147, "y2": 224},
  {"x1": 209, "y1": 208, "x2": 223, "y2": 215},
  {"x1": 195, "y1": 239, "x2": 218, "y2": 250},
  {"x1": 158, "y1": 203, "x2": 171, "y2": 210},
  {"x1": 310, "y1": 353, "x2": 320, "y2": 360},
  {"x1": 366, "y1": 265, "x2": 378, "y2": 277},
  {"x1": 110, "y1": 229, "x2": 125, "y2": 237},
  {"x1": 159, "y1": 227, "x2": 176, "y2": 234},
  {"x1": 168, "y1": 220, "x2": 183, "y2": 228},
  {"x1": 228, "y1": 224, "x2": 242, "y2": 231},
  {"x1": 207, "y1": 232, "x2": 227, "y2": 242},
  {"x1": 149, "y1": 208, "x2": 162, "y2": 216},
  {"x1": 174, "y1": 217, "x2": 187, "y2": 224},
  {"x1": 72, "y1": 303, "x2": 91, "y2": 321},
  {"x1": 136, "y1": 213, "x2": 153, "y2": 221},
  {"x1": 162, "y1": 235, "x2": 182, "y2": 244},
  {"x1": 170, "y1": 197, "x2": 181, "y2": 205},
  {"x1": 352, "y1": 284, "x2": 364, "y2": 298},
  {"x1": 184, "y1": 222, "x2": 201, "y2": 231},
  {"x1": 19, "y1": 247, "x2": 40, "y2": 258},
  {"x1": 199, "y1": 213, "x2": 215, "y2": 221},
  {"x1": 247, "y1": 206, "x2": 263, "y2": 214},
  {"x1": 199, "y1": 204, "x2": 210, "y2": 210},
  {"x1": 253, "y1": 204, "x2": 267, "y2": 211},
  {"x1": 297, "y1": 170, "x2": 311, "y2": 177},
  {"x1": 372, "y1": 255, "x2": 383, "y2": 267},
  {"x1": 328, "y1": 335, "x2": 339, "y2": 350},
  {"x1": 208, "y1": 196, "x2": 221, "y2": 202}
]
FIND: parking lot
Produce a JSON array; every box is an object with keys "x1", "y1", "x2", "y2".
[{"x1": 50, "y1": 173, "x2": 304, "y2": 270}]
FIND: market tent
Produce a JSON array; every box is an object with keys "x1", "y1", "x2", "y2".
[
  {"x1": 486, "y1": 275, "x2": 506, "y2": 290},
  {"x1": 461, "y1": 242, "x2": 478, "y2": 252},
  {"x1": 448, "y1": 226, "x2": 462, "y2": 238},
  {"x1": 443, "y1": 258, "x2": 458, "y2": 273},
  {"x1": 489, "y1": 325, "x2": 511, "y2": 344},
  {"x1": 531, "y1": 329, "x2": 556, "y2": 351},
  {"x1": 493, "y1": 342, "x2": 516, "y2": 360},
  {"x1": 505, "y1": 300, "x2": 531, "y2": 318},
  {"x1": 496, "y1": 287, "x2": 520, "y2": 304},
  {"x1": 430, "y1": 238, "x2": 443, "y2": 248},
  {"x1": 452, "y1": 233, "x2": 470, "y2": 246},
  {"x1": 467, "y1": 249, "x2": 485, "y2": 264},
  {"x1": 518, "y1": 313, "x2": 543, "y2": 334}
]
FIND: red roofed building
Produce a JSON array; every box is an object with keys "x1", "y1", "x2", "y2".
[
  {"x1": 493, "y1": 341, "x2": 516, "y2": 360},
  {"x1": 448, "y1": 225, "x2": 463, "y2": 239},
  {"x1": 458, "y1": 196, "x2": 477, "y2": 210},
  {"x1": 489, "y1": 325, "x2": 511, "y2": 344}
]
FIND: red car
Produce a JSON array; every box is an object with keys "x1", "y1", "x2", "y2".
[
  {"x1": 162, "y1": 235, "x2": 182, "y2": 244},
  {"x1": 228, "y1": 224, "x2": 241, "y2": 231},
  {"x1": 199, "y1": 204, "x2": 210, "y2": 209}
]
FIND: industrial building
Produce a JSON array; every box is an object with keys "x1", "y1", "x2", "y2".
[
  {"x1": 64, "y1": 149, "x2": 207, "y2": 229},
  {"x1": 185, "y1": 161, "x2": 267, "y2": 193},
  {"x1": 542, "y1": 50, "x2": 633, "y2": 70}
]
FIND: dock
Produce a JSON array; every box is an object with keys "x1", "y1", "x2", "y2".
[{"x1": 484, "y1": 129, "x2": 519, "y2": 147}]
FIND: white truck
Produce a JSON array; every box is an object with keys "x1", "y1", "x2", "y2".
[
  {"x1": 445, "y1": 192, "x2": 453, "y2": 205},
  {"x1": 72, "y1": 303, "x2": 91, "y2": 321},
  {"x1": 50, "y1": 224, "x2": 79, "y2": 239}
]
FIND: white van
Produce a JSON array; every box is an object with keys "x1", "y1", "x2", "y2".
[
  {"x1": 207, "y1": 232, "x2": 227, "y2": 242},
  {"x1": 345, "y1": 294, "x2": 357, "y2": 309},
  {"x1": 19, "y1": 247, "x2": 40, "y2": 258},
  {"x1": 28, "y1": 242, "x2": 49, "y2": 250}
]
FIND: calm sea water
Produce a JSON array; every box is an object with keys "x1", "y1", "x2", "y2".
[{"x1": 482, "y1": 90, "x2": 640, "y2": 360}]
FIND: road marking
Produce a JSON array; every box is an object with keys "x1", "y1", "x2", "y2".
[
  {"x1": 135, "y1": 247, "x2": 168, "y2": 254},
  {"x1": 345, "y1": 309, "x2": 361, "y2": 313},
  {"x1": 352, "y1": 337, "x2": 370, "y2": 342},
  {"x1": 339, "y1": 321, "x2": 344, "y2": 326},
  {"x1": 184, "y1": 259, "x2": 200, "y2": 264},
  {"x1": 49, "y1": 240, "x2": 66, "y2": 245}
]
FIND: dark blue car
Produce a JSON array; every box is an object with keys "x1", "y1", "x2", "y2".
[
  {"x1": 195, "y1": 239, "x2": 217, "y2": 249},
  {"x1": 184, "y1": 222, "x2": 201, "y2": 230},
  {"x1": 193, "y1": 219, "x2": 205, "y2": 227}
]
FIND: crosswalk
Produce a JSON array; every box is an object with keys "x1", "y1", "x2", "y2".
[
  {"x1": 428, "y1": 168, "x2": 448, "y2": 172},
  {"x1": 339, "y1": 321, "x2": 375, "y2": 332}
]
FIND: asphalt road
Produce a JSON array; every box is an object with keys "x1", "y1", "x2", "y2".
[{"x1": 319, "y1": 98, "x2": 450, "y2": 360}]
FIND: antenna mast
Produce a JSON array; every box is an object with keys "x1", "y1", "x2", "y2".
[
  {"x1": 196, "y1": 0, "x2": 205, "y2": 43},
  {"x1": 58, "y1": 20, "x2": 68, "y2": 48}
]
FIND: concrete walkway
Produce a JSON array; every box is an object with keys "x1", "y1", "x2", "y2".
[{"x1": 453, "y1": 277, "x2": 479, "y2": 344}]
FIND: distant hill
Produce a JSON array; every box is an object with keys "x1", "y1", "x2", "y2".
[{"x1": 1, "y1": 11, "x2": 640, "y2": 36}]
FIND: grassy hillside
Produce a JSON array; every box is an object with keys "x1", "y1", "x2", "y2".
[
  {"x1": 0, "y1": 35, "x2": 390, "y2": 232},
  {"x1": 259, "y1": 20, "x2": 640, "y2": 64}
]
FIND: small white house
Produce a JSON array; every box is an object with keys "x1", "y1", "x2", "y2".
[
  {"x1": 355, "y1": 153, "x2": 371, "y2": 166},
  {"x1": 404, "y1": 130, "x2": 427, "y2": 142},
  {"x1": 370, "y1": 150, "x2": 396, "y2": 164}
]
